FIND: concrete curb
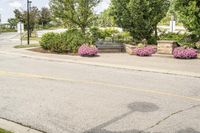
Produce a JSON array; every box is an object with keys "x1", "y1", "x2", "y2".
[
  {"x1": 154, "y1": 53, "x2": 200, "y2": 59},
  {"x1": 1, "y1": 51, "x2": 200, "y2": 78},
  {"x1": 0, "y1": 117, "x2": 44, "y2": 133}
]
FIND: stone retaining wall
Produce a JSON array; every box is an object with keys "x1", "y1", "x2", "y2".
[{"x1": 157, "y1": 41, "x2": 178, "y2": 54}]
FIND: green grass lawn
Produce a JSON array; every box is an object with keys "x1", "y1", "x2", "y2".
[
  {"x1": 22, "y1": 37, "x2": 40, "y2": 41},
  {"x1": 14, "y1": 44, "x2": 40, "y2": 49},
  {"x1": 0, "y1": 128, "x2": 12, "y2": 133}
]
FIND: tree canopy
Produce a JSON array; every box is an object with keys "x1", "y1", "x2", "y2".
[
  {"x1": 174, "y1": 0, "x2": 200, "y2": 35},
  {"x1": 14, "y1": 7, "x2": 40, "y2": 34},
  {"x1": 13, "y1": 7, "x2": 52, "y2": 35},
  {"x1": 97, "y1": 8, "x2": 115, "y2": 27},
  {"x1": 110, "y1": 0, "x2": 170, "y2": 42},
  {"x1": 39, "y1": 7, "x2": 52, "y2": 27},
  {"x1": 8, "y1": 18, "x2": 18, "y2": 29},
  {"x1": 50, "y1": 0, "x2": 101, "y2": 33}
]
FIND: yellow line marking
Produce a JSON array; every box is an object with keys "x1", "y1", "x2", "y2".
[{"x1": 0, "y1": 70, "x2": 200, "y2": 102}]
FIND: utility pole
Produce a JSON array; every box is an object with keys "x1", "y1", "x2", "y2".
[
  {"x1": 27, "y1": 0, "x2": 32, "y2": 45},
  {"x1": 0, "y1": 14, "x2": 1, "y2": 34}
]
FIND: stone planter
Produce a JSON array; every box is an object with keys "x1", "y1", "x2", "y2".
[
  {"x1": 96, "y1": 41, "x2": 124, "y2": 53},
  {"x1": 157, "y1": 40, "x2": 178, "y2": 54},
  {"x1": 124, "y1": 44, "x2": 137, "y2": 55},
  {"x1": 198, "y1": 52, "x2": 200, "y2": 59}
]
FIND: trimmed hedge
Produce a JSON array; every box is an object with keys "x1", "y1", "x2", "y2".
[
  {"x1": 159, "y1": 33, "x2": 186, "y2": 41},
  {"x1": 40, "y1": 29, "x2": 91, "y2": 53}
]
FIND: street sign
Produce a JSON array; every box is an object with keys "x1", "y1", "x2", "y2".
[
  {"x1": 17, "y1": 22, "x2": 24, "y2": 34},
  {"x1": 17, "y1": 22, "x2": 24, "y2": 45}
]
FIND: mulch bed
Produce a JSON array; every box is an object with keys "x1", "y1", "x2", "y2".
[{"x1": 28, "y1": 47, "x2": 78, "y2": 56}]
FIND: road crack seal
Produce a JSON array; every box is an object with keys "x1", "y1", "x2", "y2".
[{"x1": 141, "y1": 104, "x2": 200, "y2": 133}]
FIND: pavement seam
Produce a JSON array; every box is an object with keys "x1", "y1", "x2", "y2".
[
  {"x1": 0, "y1": 51, "x2": 200, "y2": 79},
  {"x1": 0, "y1": 117, "x2": 46, "y2": 133},
  {"x1": 141, "y1": 104, "x2": 200, "y2": 132}
]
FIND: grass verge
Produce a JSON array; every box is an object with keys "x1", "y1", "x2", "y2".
[
  {"x1": 14, "y1": 44, "x2": 40, "y2": 49},
  {"x1": 0, "y1": 128, "x2": 12, "y2": 133}
]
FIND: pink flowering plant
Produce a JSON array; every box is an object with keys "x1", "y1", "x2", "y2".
[
  {"x1": 134, "y1": 46, "x2": 157, "y2": 56},
  {"x1": 78, "y1": 44, "x2": 98, "y2": 56},
  {"x1": 173, "y1": 47, "x2": 198, "y2": 59}
]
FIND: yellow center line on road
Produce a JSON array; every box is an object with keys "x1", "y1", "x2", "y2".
[{"x1": 0, "y1": 70, "x2": 200, "y2": 102}]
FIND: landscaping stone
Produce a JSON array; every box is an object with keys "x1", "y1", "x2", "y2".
[
  {"x1": 198, "y1": 53, "x2": 200, "y2": 59},
  {"x1": 124, "y1": 44, "x2": 137, "y2": 55},
  {"x1": 157, "y1": 40, "x2": 178, "y2": 54}
]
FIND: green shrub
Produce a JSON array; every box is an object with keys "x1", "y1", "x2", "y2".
[
  {"x1": 147, "y1": 36, "x2": 157, "y2": 44},
  {"x1": 90, "y1": 28, "x2": 120, "y2": 41},
  {"x1": 196, "y1": 41, "x2": 200, "y2": 49},
  {"x1": 62, "y1": 29, "x2": 92, "y2": 53},
  {"x1": 50, "y1": 34, "x2": 68, "y2": 53},
  {"x1": 178, "y1": 34, "x2": 200, "y2": 48},
  {"x1": 159, "y1": 33, "x2": 186, "y2": 41},
  {"x1": 40, "y1": 32, "x2": 59, "y2": 50},
  {"x1": 40, "y1": 29, "x2": 92, "y2": 53},
  {"x1": 114, "y1": 32, "x2": 133, "y2": 43},
  {"x1": 40, "y1": 33, "x2": 68, "y2": 53},
  {"x1": 90, "y1": 27, "x2": 103, "y2": 41},
  {"x1": 104, "y1": 28, "x2": 119, "y2": 38}
]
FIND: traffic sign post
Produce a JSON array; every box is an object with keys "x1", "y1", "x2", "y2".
[{"x1": 17, "y1": 22, "x2": 24, "y2": 45}]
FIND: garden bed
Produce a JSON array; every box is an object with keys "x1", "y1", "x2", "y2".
[
  {"x1": 124, "y1": 44, "x2": 137, "y2": 55},
  {"x1": 28, "y1": 47, "x2": 78, "y2": 56},
  {"x1": 124, "y1": 44, "x2": 157, "y2": 55}
]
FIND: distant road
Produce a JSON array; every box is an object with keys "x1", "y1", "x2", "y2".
[{"x1": 0, "y1": 32, "x2": 19, "y2": 40}]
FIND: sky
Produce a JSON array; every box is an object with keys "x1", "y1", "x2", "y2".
[{"x1": 0, "y1": 0, "x2": 110, "y2": 23}]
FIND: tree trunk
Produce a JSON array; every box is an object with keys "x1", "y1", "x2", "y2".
[
  {"x1": 155, "y1": 25, "x2": 158, "y2": 40},
  {"x1": 81, "y1": 26, "x2": 86, "y2": 35}
]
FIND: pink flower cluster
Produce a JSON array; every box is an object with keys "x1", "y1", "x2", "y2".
[
  {"x1": 173, "y1": 47, "x2": 198, "y2": 59},
  {"x1": 134, "y1": 46, "x2": 157, "y2": 56},
  {"x1": 78, "y1": 44, "x2": 98, "y2": 56}
]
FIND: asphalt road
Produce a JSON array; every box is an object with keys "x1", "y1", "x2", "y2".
[{"x1": 0, "y1": 33, "x2": 200, "y2": 133}]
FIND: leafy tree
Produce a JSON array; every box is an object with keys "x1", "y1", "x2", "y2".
[
  {"x1": 174, "y1": 0, "x2": 200, "y2": 35},
  {"x1": 14, "y1": 9, "x2": 23, "y2": 22},
  {"x1": 50, "y1": 0, "x2": 101, "y2": 34},
  {"x1": 39, "y1": 7, "x2": 52, "y2": 27},
  {"x1": 8, "y1": 18, "x2": 18, "y2": 29},
  {"x1": 111, "y1": 0, "x2": 170, "y2": 42},
  {"x1": 97, "y1": 8, "x2": 115, "y2": 27},
  {"x1": 28, "y1": 7, "x2": 40, "y2": 33},
  {"x1": 13, "y1": 7, "x2": 40, "y2": 36}
]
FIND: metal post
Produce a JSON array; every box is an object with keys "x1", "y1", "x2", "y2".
[{"x1": 0, "y1": 14, "x2": 1, "y2": 34}]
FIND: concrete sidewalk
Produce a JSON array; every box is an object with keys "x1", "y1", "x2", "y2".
[{"x1": 2, "y1": 47, "x2": 200, "y2": 78}]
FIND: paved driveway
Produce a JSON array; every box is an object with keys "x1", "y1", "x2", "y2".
[{"x1": 0, "y1": 33, "x2": 200, "y2": 133}]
